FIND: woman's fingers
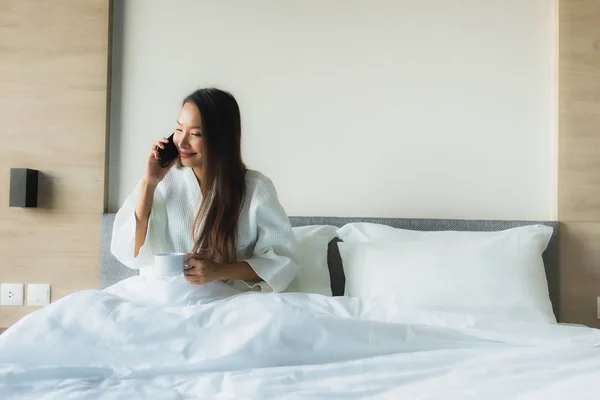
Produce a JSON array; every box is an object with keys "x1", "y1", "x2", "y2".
[
  {"x1": 151, "y1": 139, "x2": 167, "y2": 151},
  {"x1": 185, "y1": 258, "x2": 202, "y2": 268},
  {"x1": 183, "y1": 266, "x2": 196, "y2": 276},
  {"x1": 185, "y1": 275, "x2": 206, "y2": 285},
  {"x1": 149, "y1": 137, "x2": 170, "y2": 160},
  {"x1": 185, "y1": 253, "x2": 203, "y2": 261},
  {"x1": 184, "y1": 273, "x2": 206, "y2": 285}
]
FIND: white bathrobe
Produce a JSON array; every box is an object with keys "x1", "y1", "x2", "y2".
[{"x1": 111, "y1": 167, "x2": 301, "y2": 292}]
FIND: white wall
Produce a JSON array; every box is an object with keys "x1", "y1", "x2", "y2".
[{"x1": 109, "y1": 0, "x2": 555, "y2": 220}]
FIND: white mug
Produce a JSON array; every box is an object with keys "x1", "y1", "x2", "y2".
[{"x1": 154, "y1": 253, "x2": 186, "y2": 277}]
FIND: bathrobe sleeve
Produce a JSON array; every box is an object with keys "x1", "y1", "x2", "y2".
[
  {"x1": 241, "y1": 178, "x2": 301, "y2": 293},
  {"x1": 110, "y1": 180, "x2": 171, "y2": 270}
]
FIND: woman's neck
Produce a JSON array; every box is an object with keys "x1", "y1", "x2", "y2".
[{"x1": 192, "y1": 167, "x2": 203, "y2": 187}]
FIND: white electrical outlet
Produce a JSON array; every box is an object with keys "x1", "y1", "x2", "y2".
[
  {"x1": 27, "y1": 284, "x2": 51, "y2": 306},
  {"x1": 597, "y1": 297, "x2": 600, "y2": 320},
  {"x1": 1, "y1": 283, "x2": 24, "y2": 306}
]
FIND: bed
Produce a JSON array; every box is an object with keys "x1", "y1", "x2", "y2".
[
  {"x1": 1, "y1": 215, "x2": 599, "y2": 400},
  {"x1": 101, "y1": 215, "x2": 561, "y2": 315}
]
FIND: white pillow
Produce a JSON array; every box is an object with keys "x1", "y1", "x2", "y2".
[
  {"x1": 337, "y1": 222, "x2": 549, "y2": 242},
  {"x1": 285, "y1": 235, "x2": 332, "y2": 296},
  {"x1": 337, "y1": 224, "x2": 555, "y2": 324},
  {"x1": 283, "y1": 225, "x2": 338, "y2": 296},
  {"x1": 293, "y1": 225, "x2": 338, "y2": 241}
]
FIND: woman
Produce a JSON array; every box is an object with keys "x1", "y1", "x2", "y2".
[{"x1": 111, "y1": 88, "x2": 300, "y2": 292}]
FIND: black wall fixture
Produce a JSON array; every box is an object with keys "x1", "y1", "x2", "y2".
[{"x1": 9, "y1": 168, "x2": 39, "y2": 208}]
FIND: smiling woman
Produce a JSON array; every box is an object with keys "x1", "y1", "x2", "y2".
[
  {"x1": 174, "y1": 103, "x2": 204, "y2": 165},
  {"x1": 110, "y1": 88, "x2": 301, "y2": 293},
  {"x1": 175, "y1": 89, "x2": 247, "y2": 266}
]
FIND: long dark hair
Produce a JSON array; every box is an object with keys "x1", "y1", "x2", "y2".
[{"x1": 184, "y1": 88, "x2": 246, "y2": 263}]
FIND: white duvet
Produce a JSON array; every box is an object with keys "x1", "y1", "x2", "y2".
[{"x1": 1, "y1": 276, "x2": 599, "y2": 399}]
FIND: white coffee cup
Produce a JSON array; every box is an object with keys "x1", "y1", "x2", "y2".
[{"x1": 154, "y1": 253, "x2": 186, "y2": 277}]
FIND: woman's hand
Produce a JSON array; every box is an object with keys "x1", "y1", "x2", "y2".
[
  {"x1": 184, "y1": 253, "x2": 223, "y2": 284},
  {"x1": 144, "y1": 137, "x2": 177, "y2": 187},
  {"x1": 183, "y1": 253, "x2": 261, "y2": 284}
]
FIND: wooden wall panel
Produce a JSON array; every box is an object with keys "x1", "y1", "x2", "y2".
[
  {"x1": 558, "y1": 0, "x2": 600, "y2": 328},
  {"x1": 558, "y1": 0, "x2": 600, "y2": 221},
  {"x1": 0, "y1": 0, "x2": 110, "y2": 327},
  {"x1": 559, "y1": 222, "x2": 600, "y2": 327}
]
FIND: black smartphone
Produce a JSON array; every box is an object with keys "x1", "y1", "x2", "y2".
[{"x1": 157, "y1": 133, "x2": 179, "y2": 168}]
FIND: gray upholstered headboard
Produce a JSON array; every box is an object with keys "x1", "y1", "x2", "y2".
[{"x1": 101, "y1": 214, "x2": 560, "y2": 318}]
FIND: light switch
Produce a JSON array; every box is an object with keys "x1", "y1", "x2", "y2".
[
  {"x1": 1, "y1": 283, "x2": 24, "y2": 306},
  {"x1": 27, "y1": 284, "x2": 51, "y2": 306}
]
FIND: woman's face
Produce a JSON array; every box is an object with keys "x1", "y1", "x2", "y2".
[{"x1": 174, "y1": 102, "x2": 203, "y2": 168}]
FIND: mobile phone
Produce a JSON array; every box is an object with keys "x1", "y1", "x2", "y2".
[{"x1": 157, "y1": 133, "x2": 179, "y2": 168}]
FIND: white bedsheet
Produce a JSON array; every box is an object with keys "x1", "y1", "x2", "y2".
[{"x1": 1, "y1": 276, "x2": 599, "y2": 399}]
